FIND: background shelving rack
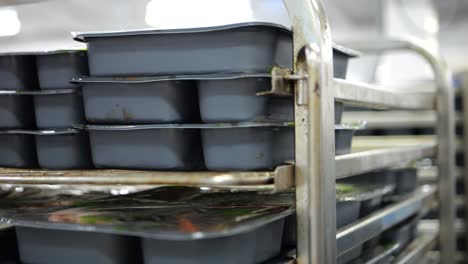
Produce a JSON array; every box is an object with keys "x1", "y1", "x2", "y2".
[{"x1": 0, "y1": 0, "x2": 456, "y2": 263}]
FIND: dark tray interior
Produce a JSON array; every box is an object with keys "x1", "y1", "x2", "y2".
[{"x1": 16, "y1": 227, "x2": 141, "y2": 264}]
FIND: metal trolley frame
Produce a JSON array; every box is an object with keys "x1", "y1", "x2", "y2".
[
  {"x1": 280, "y1": 0, "x2": 455, "y2": 263},
  {"x1": 0, "y1": 0, "x2": 456, "y2": 263}
]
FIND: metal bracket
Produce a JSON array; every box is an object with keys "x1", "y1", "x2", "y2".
[{"x1": 257, "y1": 67, "x2": 305, "y2": 97}]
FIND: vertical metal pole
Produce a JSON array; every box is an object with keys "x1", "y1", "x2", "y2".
[
  {"x1": 434, "y1": 56, "x2": 456, "y2": 264},
  {"x1": 281, "y1": 1, "x2": 335, "y2": 263},
  {"x1": 460, "y1": 72, "x2": 468, "y2": 261}
]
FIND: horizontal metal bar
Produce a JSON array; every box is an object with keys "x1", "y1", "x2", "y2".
[
  {"x1": 343, "y1": 111, "x2": 463, "y2": 129},
  {"x1": 419, "y1": 219, "x2": 464, "y2": 236},
  {"x1": 336, "y1": 185, "x2": 436, "y2": 256},
  {"x1": 351, "y1": 135, "x2": 435, "y2": 152},
  {"x1": 393, "y1": 230, "x2": 438, "y2": 264},
  {"x1": 418, "y1": 166, "x2": 462, "y2": 182},
  {"x1": 336, "y1": 144, "x2": 436, "y2": 179},
  {"x1": 0, "y1": 165, "x2": 294, "y2": 192},
  {"x1": 334, "y1": 79, "x2": 435, "y2": 110}
]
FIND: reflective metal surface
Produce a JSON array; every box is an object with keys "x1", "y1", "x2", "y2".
[
  {"x1": 334, "y1": 78, "x2": 436, "y2": 110},
  {"x1": 344, "y1": 38, "x2": 456, "y2": 264},
  {"x1": 281, "y1": 0, "x2": 335, "y2": 263},
  {"x1": 344, "y1": 111, "x2": 463, "y2": 128},
  {"x1": 283, "y1": 0, "x2": 336, "y2": 264},
  {"x1": 336, "y1": 144, "x2": 436, "y2": 179},
  {"x1": 0, "y1": 165, "x2": 294, "y2": 192},
  {"x1": 460, "y1": 71, "x2": 468, "y2": 256},
  {"x1": 0, "y1": 186, "x2": 295, "y2": 240},
  {"x1": 393, "y1": 230, "x2": 438, "y2": 264}
]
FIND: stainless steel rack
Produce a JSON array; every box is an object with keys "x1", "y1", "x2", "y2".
[
  {"x1": 0, "y1": 0, "x2": 456, "y2": 263},
  {"x1": 279, "y1": 1, "x2": 454, "y2": 263}
]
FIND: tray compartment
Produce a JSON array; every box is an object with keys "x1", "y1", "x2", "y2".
[
  {"x1": 88, "y1": 127, "x2": 203, "y2": 170},
  {"x1": 81, "y1": 80, "x2": 197, "y2": 124},
  {"x1": 0, "y1": 95, "x2": 35, "y2": 129},
  {"x1": 142, "y1": 219, "x2": 284, "y2": 264},
  {"x1": 0, "y1": 55, "x2": 38, "y2": 90},
  {"x1": 202, "y1": 126, "x2": 276, "y2": 171},
  {"x1": 335, "y1": 127, "x2": 357, "y2": 155},
  {"x1": 0, "y1": 133, "x2": 36, "y2": 168},
  {"x1": 33, "y1": 91, "x2": 85, "y2": 128},
  {"x1": 35, "y1": 131, "x2": 93, "y2": 169},
  {"x1": 16, "y1": 227, "x2": 140, "y2": 264},
  {"x1": 382, "y1": 220, "x2": 417, "y2": 255},
  {"x1": 203, "y1": 125, "x2": 357, "y2": 171},
  {"x1": 388, "y1": 168, "x2": 418, "y2": 195},
  {"x1": 77, "y1": 23, "x2": 292, "y2": 76},
  {"x1": 198, "y1": 77, "x2": 270, "y2": 123},
  {"x1": 37, "y1": 51, "x2": 88, "y2": 89}
]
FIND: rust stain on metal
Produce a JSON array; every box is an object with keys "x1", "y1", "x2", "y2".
[{"x1": 122, "y1": 108, "x2": 133, "y2": 121}]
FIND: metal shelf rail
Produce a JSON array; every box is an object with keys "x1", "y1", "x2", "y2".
[{"x1": 0, "y1": 0, "x2": 455, "y2": 263}]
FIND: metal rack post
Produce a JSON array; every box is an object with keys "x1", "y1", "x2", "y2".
[
  {"x1": 280, "y1": 1, "x2": 336, "y2": 263},
  {"x1": 280, "y1": 1, "x2": 456, "y2": 263},
  {"x1": 461, "y1": 71, "x2": 468, "y2": 258}
]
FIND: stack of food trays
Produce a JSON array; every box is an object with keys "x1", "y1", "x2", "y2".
[
  {"x1": 6, "y1": 22, "x2": 361, "y2": 264},
  {"x1": 70, "y1": 22, "x2": 359, "y2": 171},
  {"x1": 0, "y1": 50, "x2": 92, "y2": 169}
]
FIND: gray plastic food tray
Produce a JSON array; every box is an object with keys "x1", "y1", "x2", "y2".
[
  {"x1": 87, "y1": 126, "x2": 203, "y2": 170},
  {"x1": 74, "y1": 23, "x2": 357, "y2": 77},
  {"x1": 32, "y1": 89, "x2": 85, "y2": 129},
  {"x1": 0, "y1": 227, "x2": 19, "y2": 263},
  {"x1": 85, "y1": 123, "x2": 357, "y2": 171},
  {"x1": 33, "y1": 129, "x2": 93, "y2": 169},
  {"x1": 75, "y1": 23, "x2": 293, "y2": 76},
  {"x1": 282, "y1": 200, "x2": 360, "y2": 249},
  {"x1": 335, "y1": 127, "x2": 358, "y2": 156},
  {"x1": 0, "y1": 94, "x2": 35, "y2": 129},
  {"x1": 360, "y1": 195, "x2": 383, "y2": 218},
  {"x1": 76, "y1": 74, "x2": 347, "y2": 125},
  {"x1": 0, "y1": 133, "x2": 36, "y2": 168},
  {"x1": 16, "y1": 227, "x2": 140, "y2": 264},
  {"x1": 382, "y1": 221, "x2": 417, "y2": 255},
  {"x1": 388, "y1": 168, "x2": 418, "y2": 195},
  {"x1": 81, "y1": 80, "x2": 197, "y2": 124},
  {"x1": 0, "y1": 55, "x2": 38, "y2": 90},
  {"x1": 143, "y1": 218, "x2": 284, "y2": 264},
  {"x1": 37, "y1": 50, "x2": 88, "y2": 89}
]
